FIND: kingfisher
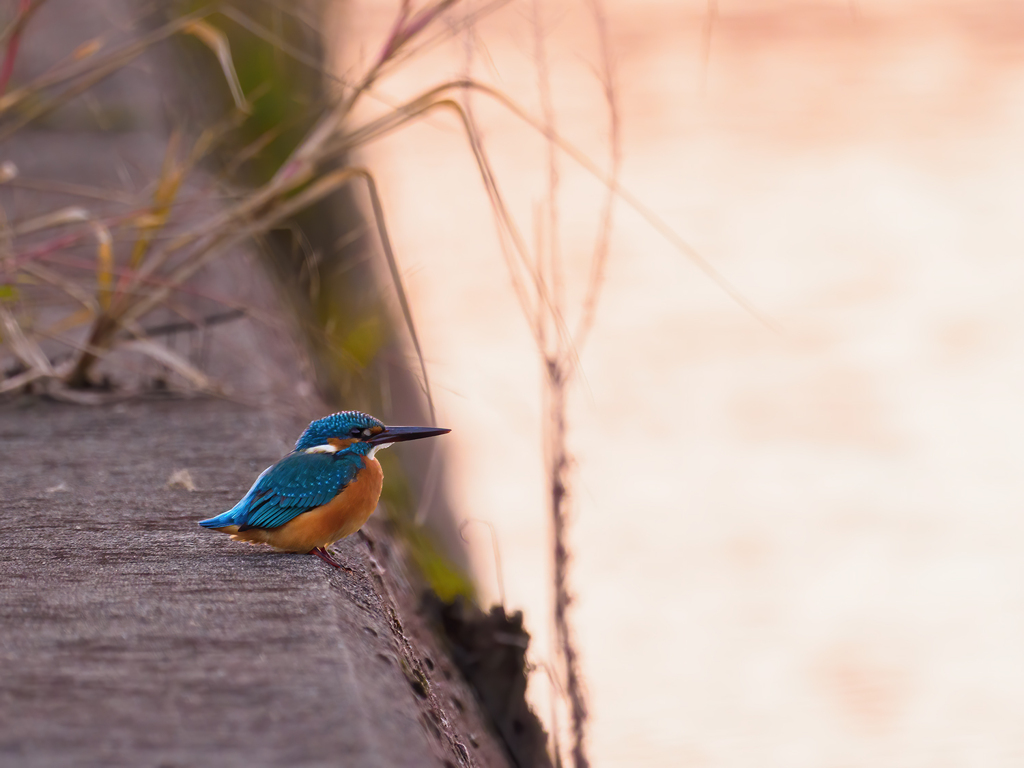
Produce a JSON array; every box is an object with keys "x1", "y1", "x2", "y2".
[{"x1": 199, "y1": 410, "x2": 449, "y2": 568}]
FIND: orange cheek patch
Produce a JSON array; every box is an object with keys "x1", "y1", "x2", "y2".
[{"x1": 328, "y1": 438, "x2": 355, "y2": 450}]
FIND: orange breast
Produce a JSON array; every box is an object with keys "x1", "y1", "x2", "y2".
[{"x1": 230, "y1": 457, "x2": 384, "y2": 553}]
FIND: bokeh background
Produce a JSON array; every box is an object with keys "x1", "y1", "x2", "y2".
[{"x1": 334, "y1": 0, "x2": 1024, "y2": 765}]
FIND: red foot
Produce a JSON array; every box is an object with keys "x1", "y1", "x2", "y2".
[{"x1": 309, "y1": 547, "x2": 353, "y2": 572}]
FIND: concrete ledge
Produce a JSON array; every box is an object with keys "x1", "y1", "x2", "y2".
[{"x1": 0, "y1": 397, "x2": 509, "y2": 768}]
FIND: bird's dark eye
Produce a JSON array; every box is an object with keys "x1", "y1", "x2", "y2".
[{"x1": 349, "y1": 426, "x2": 363, "y2": 437}]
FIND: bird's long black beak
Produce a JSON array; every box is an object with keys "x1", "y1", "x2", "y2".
[{"x1": 367, "y1": 425, "x2": 451, "y2": 445}]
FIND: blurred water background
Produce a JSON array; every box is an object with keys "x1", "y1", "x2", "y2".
[{"x1": 335, "y1": 1, "x2": 1024, "y2": 765}]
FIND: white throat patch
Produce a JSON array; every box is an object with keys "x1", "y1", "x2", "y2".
[
  {"x1": 305, "y1": 442, "x2": 392, "y2": 459},
  {"x1": 367, "y1": 442, "x2": 393, "y2": 459},
  {"x1": 304, "y1": 444, "x2": 339, "y2": 454}
]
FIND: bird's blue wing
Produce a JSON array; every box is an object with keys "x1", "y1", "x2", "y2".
[{"x1": 237, "y1": 452, "x2": 363, "y2": 530}]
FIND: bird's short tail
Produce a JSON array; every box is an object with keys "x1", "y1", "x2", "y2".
[
  {"x1": 198, "y1": 504, "x2": 246, "y2": 529},
  {"x1": 200, "y1": 465, "x2": 269, "y2": 531}
]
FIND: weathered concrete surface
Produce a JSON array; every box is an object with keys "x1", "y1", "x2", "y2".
[{"x1": 0, "y1": 397, "x2": 508, "y2": 768}]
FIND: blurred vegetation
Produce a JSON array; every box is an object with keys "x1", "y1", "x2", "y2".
[
  {"x1": 0, "y1": 2, "x2": 655, "y2": 763},
  {"x1": 0, "y1": 0, "x2": 473, "y2": 599},
  {"x1": 173, "y1": 1, "x2": 476, "y2": 602}
]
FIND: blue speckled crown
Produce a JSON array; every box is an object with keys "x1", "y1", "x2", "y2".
[{"x1": 294, "y1": 411, "x2": 385, "y2": 451}]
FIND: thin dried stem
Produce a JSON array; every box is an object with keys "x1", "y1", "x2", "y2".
[
  {"x1": 545, "y1": 363, "x2": 585, "y2": 768},
  {"x1": 357, "y1": 167, "x2": 438, "y2": 423},
  {"x1": 573, "y1": 0, "x2": 621, "y2": 358},
  {"x1": 346, "y1": 93, "x2": 575, "y2": 352},
  {"x1": 0, "y1": 0, "x2": 35, "y2": 96},
  {"x1": 0, "y1": 300, "x2": 52, "y2": 375},
  {"x1": 340, "y1": 78, "x2": 778, "y2": 332},
  {"x1": 459, "y1": 518, "x2": 507, "y2": 608},
  {"x1": 378, "y1": 0, "x2": 515, "y2": 79},
  {"x1": 0, "y1": 0, "x2": 46, "y2": 47},
  {"x1": 0, "y1": 9, "x2": 213, "y2": 136},
  {"x1": 3, "y1": 177, "x2": 138, "y2": 204},
  {"x1": 530, "y1": 5, "x2": 596, "y2": 763},
  {"x1": 3, "y1": 0, "x2": 468, "y2": 400},
  {"x1": 533, "y1": 0, "x2": 563, "y2": 332}
]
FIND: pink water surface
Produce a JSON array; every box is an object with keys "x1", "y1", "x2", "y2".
[{"x1": 336, "y1": 1, "x2": 1024, "y2": 764}]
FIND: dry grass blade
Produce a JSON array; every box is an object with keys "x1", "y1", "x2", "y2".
[
  {"x1": 279, "y1": 0, "x2": 460, "y2": 177},
  {"x1": 533, "y1": 0, "x2": 563, "y2": 326},
  {"x1": 378, "y1": 0, "x2": 515, "y2": 77},
  {"x1": 449, "y1": 98, "x2": 575, "y2": 350},
  {"x1": 0, "y1": 300, "x2": 52, "y2": 374},
  {"x1": 71, "y1": 36, "x2": 103, "y2": 62},
  {"x1": 0, "y1": 203, "x2": 12, "y2": 270},
  {"x1": 4, "y1": 177, "x2": 137, "y2": 204},
  {"x1": 12, "y1": 206, "x2": 88, "y2": 236},
  {"x1": 0, "y1": 365, "x2": 47, "y2": 392},
  {"x1": 40, "y1": 306, "x2": 94, "y2": 337},
  {"x1": 130, "y1": 132, "x2": 185, "y2": 270},
  {"x1": 0, "y1": 0, "x2": 35, "y2": 96},
  {"x1": 112, "y1": 163, "x2": 438, "y2": 419},
  {"x1": 573, "y1": 0, "x2": 621, "y2": 359},
  {"x1": 8, "y1": 208, "x2": 144, "y2": 272},
  {"x1": 348, "y1": 78, "x2": 779, "y2": 332},
  {"x1": 184, "y1": 20, "x2": 249, "y2": 113},
  {"x1": 340, "y1": 91, "x2": 571, "y2": 350},
  {"x1": 0, "y1": 8, "x2": 208, "y2": 110},
  {"x1": 458, "y1": 518, "x2": 506, "y2": 608},
  {"x1": 4, "y1": 0, "x2": 464, "y2": 404},
  {"x1": 19, "y1": 262, "x2": 97, "y2": 312},
  {"x1": 0, "y1": 9, "x2": 212, "y2": 138},
  {"x1": 93, "y1": 221, "x2": 113, "y2": 310},
  {"x1": 220, "y1": 6, "x2": 352, "y2": 88},
  {"x1": 357, "y1": 168, "x2": 437, "y2": 424},
  {"x1": 0, "y1": 0, "x2": 46, "y2": 47},
  {"x1": 119, "y1": 337, "x2": 212, "y2": 390},
  {"x1": 117, "y1": 166, "x2": 368, "y2": 331},
  {"x1": 225, "y1": 124, "x2": 286, "y2": 177}
]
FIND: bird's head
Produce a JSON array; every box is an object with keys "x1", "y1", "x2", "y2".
[{"x1": 294, "y1": 410, "x2": 450, "y2": 458}]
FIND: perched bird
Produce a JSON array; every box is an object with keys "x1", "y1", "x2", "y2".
[{"x1": 199, "y1": 410, "x2": 449, "y2": 568}]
